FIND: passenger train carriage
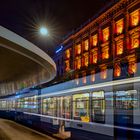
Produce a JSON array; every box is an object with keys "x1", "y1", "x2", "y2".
[{"x1": 0, "y1": 69, "x2": 140, "y2": 140}]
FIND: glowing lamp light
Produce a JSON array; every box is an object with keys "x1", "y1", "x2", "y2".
[
  {"x1": 91, "y1": 48, "x2": 98, "y2": 64},
  {"x1": 131, "y1": 10, "x2": 139, "y2": 26},
  {"x1": 129, "y1": 62, "x2": 137, "y2": 74},
  {"x1": 82, "y1": 72, "x2": 87, "y2": 84},
  {"x1": 102, "y1": 27, "x2": 109, "y2": 42},
  {"x1": 92, "y1": 34, "x2": 98, "y2": 46},
  {"x1": 116, "y1": 41, "x2": 123, "y2": 55},
  {"x1": 117, "y1": 45, "x2": 123, "y2": 55},
  {"x1": 116, "y1": 19, "x2": 124, "y2": 34},
  {"x1": 100, "y1": 66, "x2": 107, "y2": 79},
  {"x1": 84, "y1": 55, "x2": 89, "y2": 66},
  {"x1": 114, "y1": 64, "x2": 121, "y2": 77},
  {"x1": 75, "y1": 75, "x2": 79, "y2": 85},
  {"x1": 91, "y1": 71, "x2": 95, "y2": 82},
  {"x1": 101, "y1": 68, "x2": 107, "y2": 79},
  {"x1": 77, "y1": 59, "x2": 81, "y2": 69},
  {"x1": 77, "y1": 44, "x2": 81, "y2": 54},
  {"x1": 131, "y1": 37, "x2": 139, "y2": 49},
  {"x1": 65, "y1": 49, "x2": 70, "y2": 59},
  {"x1": 102, "y1": 46, "x2": 109, "y2": 59},
  {"x1": 93, "y1": 54, "x2": 97, "y2": 63},
  {"x1": 84, "y1": 40, "x2": 89, "y2": 51},
  {"x1": 40, "y1": 27, "x2": 48, "y2": 36},
  {"x1": 75, "y1": 44, "x2": 81, "y2": 55},
  {"x1": 65, "y1": 61, "x2": 70, "y2": 72}
]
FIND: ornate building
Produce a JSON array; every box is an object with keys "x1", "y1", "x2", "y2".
[{"x1": 53, "y1": 0, "x2": 140, "y2": 85}]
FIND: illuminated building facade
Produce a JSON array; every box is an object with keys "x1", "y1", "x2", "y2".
[{"x1": 54, "y1": 0, "x2": 140, "y2": 84}]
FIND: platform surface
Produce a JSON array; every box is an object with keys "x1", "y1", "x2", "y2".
[{"x1": 0, "y1": 119, "x2": 56, "y2": 140}]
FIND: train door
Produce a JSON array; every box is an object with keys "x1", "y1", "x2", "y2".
[
  {"x1": 114, "y1": 90, "x2": 138, "y2": 140},
  {"x1": 92, "y1": 91, "x2": 105, "y2": 123},
  {"x1": 57, "y1": 97, "x2": 65, "y2": 133}
]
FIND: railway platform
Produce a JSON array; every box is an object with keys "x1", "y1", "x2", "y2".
[{"x1": 0, "y1": 119, "x2": 56, "y2": 140}]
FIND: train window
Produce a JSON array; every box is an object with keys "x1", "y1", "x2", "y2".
[
  {"x1": 43, "y1": 97, "x2": 57, "y2": 116},
  {"x1": 105, "y1": 92, "x2": 114, "y2": 109},
  {"x1": 63, "y1": 96, "x2": 71, "y2": 119},
  {"x1": 73, "y1": 93, "x2": 90, "y2": 122},
  {"x1": 1, "y1": 101, "x2": 7, "y2": 109},
  {"x1": 34, "y1": 96, "x2": 38, "y2": 112},
  {"x1": 31, "y1": 97, "x2": 35, "y2": 110},
  {"x1": 115, "y1": 90, "x2": 138, "y2": 110},
  {"x1": 17, "y1": 98, "x2": 24, "y2": 109},
  {"x1": 24, "y1": 97, "x2": 29, "y2": 109},
  {"x1": 57, "y1": 96, "x2": 71, "y2": 118},
  {"x1": 10, "y1": 100, "x2": 14, "y2": 110},
  {"x1": 30, "y1": 96, "x2": 38, "y2": 113},
  {"x1": 12, "y1": 100, "x2": 15, "y2": 109},
  {"x1": 42, "y1": 98, "x2": 47, "y2": 115},
  {"x1": 28, "y1": 97, "x2": 32, "y2": 112},
  {"x1": 92, "y1": 91, "x2": 105, "y2": 123},
  {"x1": 0, "y1": 101, "x2": 3, "y2": 109},
  {"x1": 57, "y1": 97, "x2": 63, "y2": 117},
  {"x1": 20, "y1": 98, "x2": 24, "y2": 109},
  {"x1": 0, "y1": 101, "x2": 1, "y2": 109},
  {"x1": 8, "y1": 100, "x2": 12, "y2": 110},
  {"x1": 17, "y1": 99, "x2": 21, "y2": 109}
]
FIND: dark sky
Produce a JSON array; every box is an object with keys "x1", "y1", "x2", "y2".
[{"x1": 0, "y1": 0, "x2": 112, "y2": 56}]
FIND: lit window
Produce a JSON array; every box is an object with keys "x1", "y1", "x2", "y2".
[
  {"x1": 100, "y1": 67, "x2": 107, "y2": 79},
  {"x1": 91, "y1": 70, "x2": 95, "y2": 82},
  {"x1": 44, "y1": 98, "x2": 57, "y2": 116},
  {"x1": 115, "y1": 19, "x2": 124, "y2": 34},
  {"x1": 75, "y1": 58, "x2": 81, "y2": 69},
  {"x1": 83, "y1": 54, "x2": 89, "y2": 67},
  {"x1": 128, "y1": 61, "x2": 137, "y2": 74},
  {"x1": 131, "y1": 33, "x2": 139, "y2": 49},
  {"x1": 130, "y1": 10, "x2": 139, "y2": 27},
  {"x1": 102, "y1": 46, "x2": 109, "y2": 59},
  {"x1": 75, "y1": 74, "x2": 79, "y2": 85},
  {"x1": 82, "y1": 72, "x2": 87, "y2": 84},
  {"x1": 92, "y1": 34, "x2": 98, "y2": 46},
  {"x1": 65, "y1": 49, "x2": 70, "y2": 59},
  {"x1": 84, "y1": 39, "x2": 89, "y2": 51},
  {"x1": 116, "y1": 40, "x2": 123, "y2": 55},
  {"x1": 65, "y1": 60, "x2": 70, "y2": 72},
  {"x1": 77, "y1": 58, "x2": 81, "y2": 69},
  {"x1": 102, "y1": 27, "x2": 110, "y2": 42},
  {"x1": 91, "y1": 48, "x2": 98, "y2": 64},
  {"x1": 75, "y1": 44, "x2": 81, "y2": 55},
  {"x1": 73, "y1": 93, "x2": 89, "y2": 122},
  {"x1": 114, "y1": 63, "x2": 121, "y2": 77}
]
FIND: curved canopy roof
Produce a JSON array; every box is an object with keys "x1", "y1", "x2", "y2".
[{"x1": 0, "y1": 26, "x2": 56, "y2": 96}]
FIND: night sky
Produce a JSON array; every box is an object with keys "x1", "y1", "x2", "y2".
[{"x1": 0, "y1": 0, "x2": 112, "y2": 56}]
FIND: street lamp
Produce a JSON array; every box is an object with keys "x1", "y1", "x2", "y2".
[{"x1": 39, "y1": 26, "x2": 48, "y2": 36}]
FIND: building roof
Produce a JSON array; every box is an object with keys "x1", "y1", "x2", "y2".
[{"x1": 0, "y1": 26, "x2": 56, "y2": 96}]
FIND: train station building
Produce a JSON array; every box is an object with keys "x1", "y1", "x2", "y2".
[{"x1": 53, "y1": 0, "x2": 140, "y2": 85}]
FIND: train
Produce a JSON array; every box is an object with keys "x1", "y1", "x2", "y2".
[{"x1": 0, "y1": 69, "x2": 140, "y2": 140}]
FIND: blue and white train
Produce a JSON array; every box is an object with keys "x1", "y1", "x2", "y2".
[{"x1": 0, "y1": 72, "x2": 140, "y2": 140}]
